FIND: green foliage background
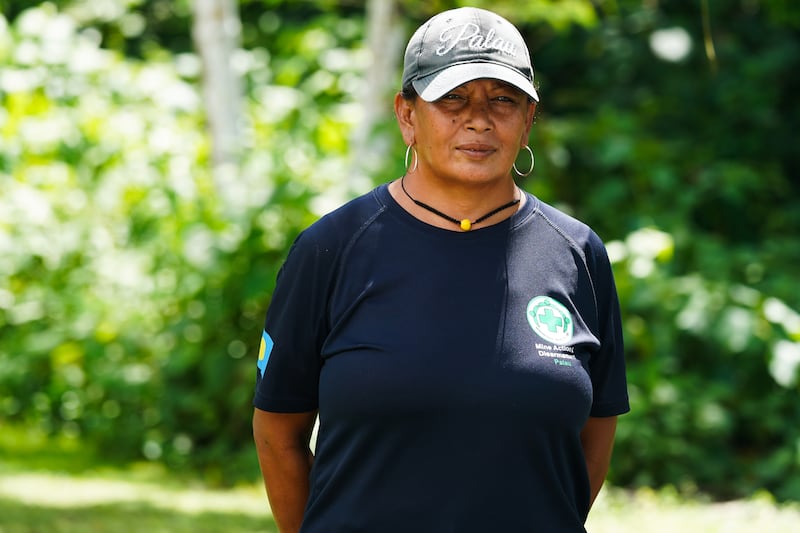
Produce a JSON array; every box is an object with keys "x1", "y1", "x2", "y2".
[{"x1": 1, "y1": 0, "x2": 799, "y2": 498}]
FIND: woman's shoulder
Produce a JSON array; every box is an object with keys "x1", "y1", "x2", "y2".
[
  {"x1": 528, "y1": 195, "x2": 608, "y2": 255},
  {"x1": 296, "y1": 184, "x2": 390, "y2": 249}
]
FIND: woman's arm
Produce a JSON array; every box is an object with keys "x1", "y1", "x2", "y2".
[
  {"x1": 580, "y1": 415, "x2": 618, "y2": 508},
  {"x1": 253, "y1": 407, "x2": 318, "y2": 533}
]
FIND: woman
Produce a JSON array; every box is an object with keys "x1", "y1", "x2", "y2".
[{"x1": 252, "y1": 7, "x2": 629, "y2": 532}]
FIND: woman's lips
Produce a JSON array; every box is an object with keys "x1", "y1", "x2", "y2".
[{"x1": 457, "y1": 144, "x2": 496, "y2": 157}]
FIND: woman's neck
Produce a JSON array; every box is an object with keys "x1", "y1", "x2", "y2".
[{"x1": 391, "y1": 172, "x2": 524, "y2": 231}]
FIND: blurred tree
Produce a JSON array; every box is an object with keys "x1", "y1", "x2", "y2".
[
  {"x1": 192, "y1": 0, "x2": 243, "y2": 166},
  {"x1": 516, "y1": 0, "x2": 800, "y2": 499},
  {"x1": 349, "y1": 0, "x2": 402, "y2": 190},
  {"x1": 1, "y1": 0, "x2": 799, "y2": 498}
]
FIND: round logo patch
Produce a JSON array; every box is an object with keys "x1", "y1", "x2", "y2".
[{"x1": 526, "y1": 296, "x2": 574, "y2": 344}]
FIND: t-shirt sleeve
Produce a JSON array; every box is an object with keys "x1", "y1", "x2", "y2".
[
  {"x1": 586, "y1": 232, "x2": 630, "y2": 417},
  {"x1": 253, "y1": 229, "x2": 333, "y2": 413}
]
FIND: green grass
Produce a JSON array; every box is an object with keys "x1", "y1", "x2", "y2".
[
  {"x1": 1, "y1": 425, "x2": 799, "y2": 532},
  {"x1": 0, "y1": 471, "x2": 277, "y2": 533},
  {"x1": 0, "y1": 424, "x2": 277, "y2": 532},
  {"x1": 2, "y1": 471, "x2": 799, "y2": 533},
  {"x1": 0, "y1": 498, "x2": 276, "y2": 533},
  {"x1": 586, "y1": 486, "x2": 800, "y2": 533}
]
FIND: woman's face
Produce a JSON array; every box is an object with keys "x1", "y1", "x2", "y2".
[{"x1": 397, "y1": 78, "x2": 536, "y2": 187}]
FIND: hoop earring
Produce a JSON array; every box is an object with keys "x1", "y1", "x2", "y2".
[
  {"x1": 404, "y1": 145, "x2": 418, "y2": 173},
  {"x1": 513, "y1": 145, "x2": 535, "y2": 177}
]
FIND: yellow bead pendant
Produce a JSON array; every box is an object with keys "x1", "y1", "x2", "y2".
[{"x1": 460, "y1": 219, "x2": 472, "y2": 231}]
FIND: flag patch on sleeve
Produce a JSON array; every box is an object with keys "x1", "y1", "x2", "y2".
[{"x1": 257, "y1": 330, "x2": 274, "y2": 378}]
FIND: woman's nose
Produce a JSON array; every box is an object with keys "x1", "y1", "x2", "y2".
[{"x1": 465, "y1": 99, "x2": 493, "y2": 131}]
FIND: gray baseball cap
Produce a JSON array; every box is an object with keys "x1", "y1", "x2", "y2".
[{"x1": 401, "y1": 7, "x2": 539, "y2": 103}]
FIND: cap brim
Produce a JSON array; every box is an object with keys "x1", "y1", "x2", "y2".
[{"x1": 412, "y1": 63, "x2": 539, "y2": 103}]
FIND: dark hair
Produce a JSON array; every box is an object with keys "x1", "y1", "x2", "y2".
[{"x1": 400, "y1": 85, "x2": 418, "y2": 101}]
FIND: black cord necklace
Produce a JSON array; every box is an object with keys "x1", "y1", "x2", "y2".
[{"x1": 400, "y1": 176, "x2": 520, "y2": 231}]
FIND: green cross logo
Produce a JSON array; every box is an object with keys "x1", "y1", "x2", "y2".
[
  {"x1": 538, "y1": 308, "x2": 565, "y2": 332},
  {"x1": 526, "y1": 296, "x2": 574, "y2": 344}
]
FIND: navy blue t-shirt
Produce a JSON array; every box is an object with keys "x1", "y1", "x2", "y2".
[{"x1": 253, "y1": 183, "x2": 629, "y2": 532}]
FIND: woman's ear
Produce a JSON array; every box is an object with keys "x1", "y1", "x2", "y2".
[
  {"x1": 520, "y1": 101, "x2": 537, "y2": 147},
  {"x1": 394, "y1": 92, "x2": 416, "y2": 146}
]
